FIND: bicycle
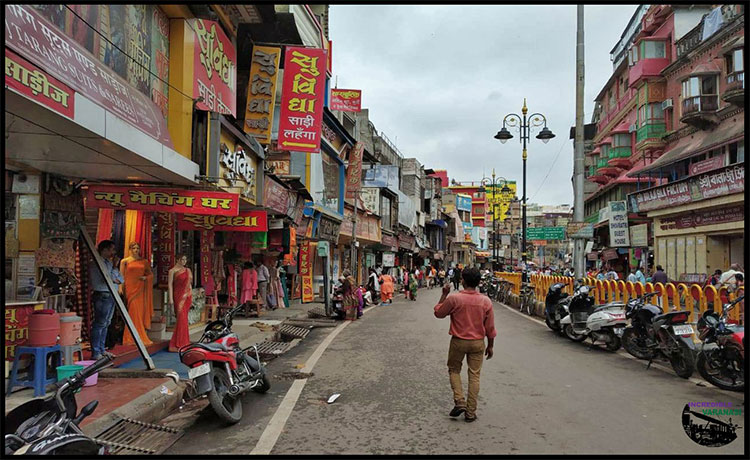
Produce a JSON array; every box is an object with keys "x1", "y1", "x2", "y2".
[{"x1": 520, "y1": 282, "x2": 536, "y2": 316}]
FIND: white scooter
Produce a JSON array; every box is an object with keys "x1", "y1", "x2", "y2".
[{"x1": 559, "y1": 285, "x2": 628, "y2": 352}]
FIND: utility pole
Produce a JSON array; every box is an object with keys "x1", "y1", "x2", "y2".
[{"x1": 573, "y1": 4, "x2": 586, "y2": 279}]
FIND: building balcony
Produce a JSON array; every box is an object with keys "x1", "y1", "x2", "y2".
[
  {"x1": 635, "y1": 122, "x2": 666, "y2": 152},
  {"x1": 722, "y1": 71, "x2": 745, "y2": 106},
  {"x1": 597, "y1": 88, "x2": 637, "y2": 133},
  {"x1": 588, "y1": 172, "x2": 610, "y2": 185},
  {"x1": 629, "y1": 58, "x2": 670, "y2": 88},
  {"x1": 607, "y1": 146, "x2": 633, "y2": 168},
  {"x1": 680, "y1": 95, "x2": 720, "y2": 129},
  {"x1": 596, "y1": 158, "x2": 621, "y2": 177}
]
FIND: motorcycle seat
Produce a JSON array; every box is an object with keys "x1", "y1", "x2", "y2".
[{"x1": 188, "y1": 342, "x2": 231, "y2": 352}]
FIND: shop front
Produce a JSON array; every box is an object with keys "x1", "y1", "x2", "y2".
[{"x1": 339, "y1": 206, "x2": 382, "y2": 285}]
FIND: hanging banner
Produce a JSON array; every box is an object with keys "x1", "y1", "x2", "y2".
[
  {"x1": 485, "y1": 182, "x2": 517, "y2": 221},
  {"x1": 244, "y1": 46, "x2": 280, "y2": 142},
  {"x1": 86, "y1": 186, "x2": 240, "y2": 216},
  {"x1": 345, "y1": 142, "x2": 364, "y2": 199},
  {"x1": 156, "y1": 212, "x2": 175, "y2": 289},
  {"x1": 300, "y1": 241, "x2": 314, "y2": 302},
  {"x1": 608, "y1": 201, "x2": 630, "y2": 247},
  {"x1": 263, "y1": 177, "x2": 291, "y2": 215},
  {"x1": 5, "y1": 48, "x2": 74, "y2": 119},
  {"x1": 199, "y1": 230, "x2": 214, "y2": 291},
  {"x1": 330, "y1": 88, "x2": 362, "y2": 112},
  {"x1": 176, "y1": 211, "x2": 268, "y2": 232},
  {"x1": 277, "y1": 46, "x2": 327, "y2": 152},
  {"x1": 192, "y1": 18, "x2": 237, "y2": 117}
]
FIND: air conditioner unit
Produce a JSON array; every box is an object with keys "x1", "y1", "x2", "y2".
[
  {"x1": 628, "y1": 124, "x2": 637, "y2": 133},
  {"x1": 661, "y1": 98, "x2": 673, "y2": 110}
]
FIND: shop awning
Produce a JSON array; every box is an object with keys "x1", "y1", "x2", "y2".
[
  {"x1": 429, "y1": 219, "x2": 448, "y2": 228},
  {"x1": 475, "y1": 251, "x2": 491, "y2": 257},
  {"x1": 415, "y1": 237, "x2": 427, "y2": 249},
  {"x1": 277, "y1": 175, "x2": 314, "y2": 201}
]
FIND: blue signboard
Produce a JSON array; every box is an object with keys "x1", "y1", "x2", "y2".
[
  {"x1": 363, "y1": 165, "x2": 400, "y2": 194},
  {"x1": 456, "y1": 194, "x2": 472, "y2": 212}
]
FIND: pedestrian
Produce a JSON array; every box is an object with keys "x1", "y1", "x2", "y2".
[
  {"x1": 719, "y1": 264, "x2": 744, "y2": 292},
  {"x1": 596, "y1": 269, "x2": 605, "y2": 281},
  {"x1": 367, "y1": 267, "x2": 381, "y2": 305},
  {"x1": 635, "y1": 265, "x2": 646, "y2": 284},
  {"x1": 409, "y1": 272, "x2": 418, "y2": 301},
  {"x1": 89, "y1": 240, "x2": 124, "y2": 360},
  {"x1": 340, "y1": 272, "x2": 358, "y2": 321},
  {"x1": 704, "y1": 269, "x2": 722, "y2": 288},
  {"x1": 606, "y1": 266, "x2": 619, "y2": 281},
  {"x1": 433, "y1": 267, "x2": 496, "y2": 423},
  {"x1": 256, "y1": 260, "x2": 271, "y2": 309},
  {"x1": 379, "y1": 269, "x2": 394, "y2": 304},
  {"x1": 652, "y1": 265, "x2": 668, "y2": 284},
  {"x1": 452, "y1": 266, "x2": 462, "y2": 291},
  {"x1": 627, "y1": 267, "x2": 638, "y2": 283},
  {"x1": 438, "y1": 268, "x2": 446, "y2": 287}
]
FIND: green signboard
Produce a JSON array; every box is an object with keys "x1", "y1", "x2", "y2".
[{"x1": 526, "y1": 226, "x2": 565, "y2": 241}]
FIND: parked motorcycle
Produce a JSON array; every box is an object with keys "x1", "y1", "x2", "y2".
[
  {"x1": 621, "y1": 292, "x2": 697, "y2": 379},
  {"x1": 696, "y1": 294, "x2": 744, "y2": 391},
  {"x1": 559, "y1": 284, "x2": 627, "y2": 352},
  {"x1": 544, "y1": 282, "x2": 570, "y2": 332},
  {"x1": 179, "y1": 304, "x2": 270, "y2": 425},
  {"x1": 5, "y1": 355, "x2": 114, "y2": 455}
]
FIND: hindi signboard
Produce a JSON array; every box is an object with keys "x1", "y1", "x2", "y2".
[
  {"x1": 192, "y1": 18, "x2": 237, "y2": 117},
  {"x1": 156, "y1": 212, "x2": 175, "y2": 289},
  {"x1": 176, "y1": 211, "x2": 268, "y2": 232},
  {"x1": 608, "y1": 201, "x2": 630, "y2": 247},
  {"x1": 5, "y1": 48, "x2": 74, "y2": 119},
  {"x1": 300, "y1": 241, "x2": 314, "y2": 302},
  {"x1": 244, "y1": 46, "x2": 280, "y2": 142},
  {"x1": 345, "y1": 142, "x2": 364, "y2": 199},
  {"x1": 86, "y1": 186, "x2": 240, "y2": 216},
  {"x1": 330, "y1": 88, "x2": 362, "y2": 112},
  {"x1": 277, "y1": 46, "x2": 327, "y2": 152}
]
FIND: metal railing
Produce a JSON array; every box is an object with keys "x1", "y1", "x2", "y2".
[
  {"x1": 597, "y1": 88, "x2": 637, "y2": 133},
  {"x1": 681, "y1": 95, "x2": 719, "y2": 116},
  {"x1": 726, "y1": 71, "x2": 744, "y2": 91}
]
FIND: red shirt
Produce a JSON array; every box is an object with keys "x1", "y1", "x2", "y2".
[{"x1": 434, "y1": 290, "x2": 497, "y2": 340}]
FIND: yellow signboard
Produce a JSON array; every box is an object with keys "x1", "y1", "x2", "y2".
[
  {"x1": 243, "y1": 46, "x2": 281, "y2": 143},
  {"x1": 486, "y1": 182, "x2": 517, "y2": 221}
]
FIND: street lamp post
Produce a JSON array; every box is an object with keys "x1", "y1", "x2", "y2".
[
  {"x1": 494, "y1": 98, "x2": 555, "y2": 282},
  {"x1": 480, "y1": 170, "x2": 511, "y2": 272}
]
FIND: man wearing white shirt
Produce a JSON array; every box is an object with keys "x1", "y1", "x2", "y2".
[{"x1": 257, "y1": 261, "x2": 271, "y2": 309}]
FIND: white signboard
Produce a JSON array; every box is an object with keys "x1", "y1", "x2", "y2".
[
  {"x1": 360, "y1": 188, "x2": 380, "y2": 214},
  {"x1": 608, "y1": 201, "x2": 630, "y2": 247},
  {"x1": 382, "y1": 252, "x2": 395, "y2": 267},
  {"x1": 629, "y1": 223, "x2": 648, "y2": 247}
]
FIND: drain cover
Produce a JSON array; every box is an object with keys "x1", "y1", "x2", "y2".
[
  {"x1": 255, "y1": 341, "x2": 292, "y2": 360},
  {"x1": 93, "y1": 416, "x2": 183, "y2": 455},
  {"x1": 278, "y1": 324, "x2": 311, "y2": 341},
  {"x1": 307, "y1": 306, "x2": 327, "y2": 318}
]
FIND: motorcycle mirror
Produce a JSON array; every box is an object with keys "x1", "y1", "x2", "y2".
[{"x1": 72, "y1": 400, "x2": 99, "y2": 425}]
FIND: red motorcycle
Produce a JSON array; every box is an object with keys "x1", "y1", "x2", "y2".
[
  {"x1": 179, "y1": 304, "x2": 270, "y2": 424},
  {"x1": 696, "y1": 294, "x2": 744, "y2": 391}
]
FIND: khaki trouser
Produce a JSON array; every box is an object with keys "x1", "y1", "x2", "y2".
[{"x1": 447, "y1": 336, "x2": 485, "y2": 417}]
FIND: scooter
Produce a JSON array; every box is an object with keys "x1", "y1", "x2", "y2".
[
  {"x1": 544, "y1": 282, "x2": 570, "y2": 332},
  {"x1": 560, "y1": 285, "x2": 627, "y2": 352},
  {"x1": 696, "y1": 294, "x2": 744, "y2": 391},
  {"x1": 179, "y1": 304, "x2": 270, "y2": 425},
  {"x1": 5, "y1": 355, "x2": 114, "y2": 455}
]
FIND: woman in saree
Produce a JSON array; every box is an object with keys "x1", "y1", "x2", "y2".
[
  {"x1": 408, "y1": 272, "x2": 418, "y2": 301},
  {"x1": 120, "y1": 242, "x2": 154, "y2": 347},
  {"x1": 168, "y1": 254, "x2": 192, "y2": 352},
  {"x1": 378, "y1": 269, "x2": 394, "y2": 305}
]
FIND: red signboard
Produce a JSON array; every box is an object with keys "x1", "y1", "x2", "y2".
[
  {"x1": 689, "y1": 154, "x2": 726, "y2": 176},
  {"x1": 345, "y1": 142, "x2": 364, "y2": 199},
  {"x1": 299, "y1": 241, "x2": 314, "y2": 302},
  {"x1": 602, "y1": 249, "x2": 619, "y2": 261},
  {"x1": 199, "y1": 230, "x2": 213, "y2": 293},
  {"x1": 277, "y1": 46, "x2": 327, "y2": 152},
  {"x1": 263, "y1": 177, "x2": 291, "y2": 215},
  {"x1": 192, "y1": 18, "x2": 237, "y2": 117},
  {"x1": 176, "y1": 211, "x2": 268, "y2": 232},
  {"x1": 86, "y1": 186, "x2": 240, "y2": 216},
  {"x1": 4, "y1": 5, "x2": 173, "y2": 147},
  {"x1": 330, "y1": 88, "x2": 362, "y2": 112},
  {"x1": 156, "y1": 213, "x2": 175, "y2": 289},
  {"x1": 659, "y1": 205, "x2": 744, "y2": 231},
  {"x1": 382, "y1": 234, "x2": 398, "y2": 249},
  {"x1": 5, "y1": 48, "x2": 74, "y2": 119}
]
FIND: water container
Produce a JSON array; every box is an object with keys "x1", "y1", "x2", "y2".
[
  {"x1": 56, "y1": 364, "x2": 84, "y2": 393},
  {"x1": 59, "y1": 313, "x2": 82, "y2": 346},
  {"x1": 28, "y1": 310, "x2": 60, "y2": 347},
  {"x1": 74, "y1": 360, "x2": 99, "y2": 386}
]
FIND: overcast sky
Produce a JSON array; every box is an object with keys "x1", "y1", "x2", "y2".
[{"x1": 329, "y1": 4, "x2": 638, "y2": 206}]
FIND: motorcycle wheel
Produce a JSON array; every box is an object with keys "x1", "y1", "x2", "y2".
[
  {"x1": 622, "y1": 328, "x2": 656, "y2": 360},
  {"x1": 669, "y1": 344, "x2": 695, "y2": 379},
  {"x1": 604, "y1": 333, "x2": 622, "y2": 352},
  {"x1": 544, "y1": 315, "x2": 560, "y2": 331},
  {"x1": 208, "y1": 367, "x2": 243, "y2": 424},
  {"x1": 525, "y1": 293, "x2": 536, "y2": 316},
  {"x1": 252, "y1": 374, "x2": 271, "y2": 393},
  {"x1": 563, "y1": 324, "x2": 587, "y2": 342},
  {"x1": 696, "y1": 350, "x2": 744, "y2": 391}
]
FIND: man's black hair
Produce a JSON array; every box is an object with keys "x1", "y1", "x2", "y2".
[
  {"x1": 97, "y1": 240, "x2": 116, "y2": 253},
  {"x1": 462, "y1": 267, "x2": 481, "y2": 288},
  {"x1": 656, "y1": 265, "x2": 664, "y2": 271}
]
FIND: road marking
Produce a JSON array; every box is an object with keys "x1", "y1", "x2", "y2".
[
  {"x1": 495, "y1": 301, "x2": 738, "y2": 397},
  {"x1": 250, "y1": 304, "x2": 375, "y2": 455}
]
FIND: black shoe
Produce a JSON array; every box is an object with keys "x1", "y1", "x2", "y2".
[
  {"x1": 449, "y1": 406, "x2": 466, "y2": 417},
  {"x1": 464, "y1": 414, "x2": 477, "y2": 423}
]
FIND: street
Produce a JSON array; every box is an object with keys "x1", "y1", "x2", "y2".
[{"x1": 166, "y1": 288, "x2": 744, "y2": 455}]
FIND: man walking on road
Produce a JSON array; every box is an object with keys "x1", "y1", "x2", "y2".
[{"x1": 433, "y1": 267, "x2": 496, "y2": 422}]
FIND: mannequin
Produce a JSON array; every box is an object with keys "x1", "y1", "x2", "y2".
[
  {"x1": 120, "y1": 242, "x2": 154, "y2": 346},
  {"x1": 168, "y1": 253, "x2": 192, "y2": 352}
]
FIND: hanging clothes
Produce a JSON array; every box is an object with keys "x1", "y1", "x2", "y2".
[
  {"x1": 112, "y1": 210, "x2": 126, "y2": 258},
  {"x1": 35, "y1": 238, "x2": 76, "y2": 270},
  {"x1": 226, "y1": 264, "x2": 238, "y2": 307},
  {"x1": 96, "y1": 209, "x2": 114, "y2": 244}
]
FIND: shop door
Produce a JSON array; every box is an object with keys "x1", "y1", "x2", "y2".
[
  {"x1": 676, "y1": 238, "x2": 686, "y2": 278},
  {"x1": 729, "y1": 236, "x2": 744, "y2": 267},
  {"x1": 685, "y1": 236, "x2": 696, "y2": 274},
  {"x1": 706, "y1": 236, "x2": 729, "y2": 273}
]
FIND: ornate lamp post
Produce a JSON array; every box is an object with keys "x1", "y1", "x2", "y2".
[
  {"x1": 494, "y1": 99, "x2": 555, "y2": 281},
  {"x1": 479, "y1": 170, "x2": 511, "y2": 272}
]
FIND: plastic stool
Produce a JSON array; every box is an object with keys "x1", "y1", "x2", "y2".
[
  {"x1": 6, "y1": 345, "x2": 62, "y2": 397},
  {"x1": 61, "y1": 344, "x2": 83, "y2": 366}
]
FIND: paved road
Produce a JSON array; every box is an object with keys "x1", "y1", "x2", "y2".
[{"x1": 167, "y1": 287, "x2": 744, "y2": 455}]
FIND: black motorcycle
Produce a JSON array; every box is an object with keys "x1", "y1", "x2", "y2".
[
  {"x1": 695, "y1": 294, "x2": 744, "y2": 391},
  {"x1": 5, "y1": 355, "x2": 114, "y2": 455},
  {"x1": 622, "y1": 292, "x2": 697, "y2": 379},
  {"x1": 544, "y1": 282, "x2": 570, "y2": 332}
]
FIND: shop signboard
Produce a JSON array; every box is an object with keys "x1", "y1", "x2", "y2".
[
  {"x1": 629, "y1": 223, "x2": 648, "y2": 247},
  {"x1": 608, "y1": 201, "x2": 630, "y2": 247},
  {"x1": 277, "y1": 46, "x2": 327, "y2": 152},
  {"x1": 244, "y1": 46, "x2": 280, "y2": 142},
  {"x1": 156, "y1": 212, "x2": 175, "y2": 289},
  {"x1": 526, "y1": 227, "x2": 565, "y2": 241},
  {"x1": 629, "y1": 163, "x2": 744, "y2": 212},
  {"x1": 456, "y1": 194, "x2": 472, "y2": 212},
  {"x1": 192, "y1": 18, "x2": 237, "y2": 117},
  {"x1": 567, "y1": 221, "x2": 593, "y2": 239},
  {"x1": 330, "y1": 88, "x2": 362, "y2": 112},
  {"x1": 4, "y1": 5, "x2": 173, "y2": 146},
  {"x1": 382, "y1": 234, "x2": 398, "y2": 250},
  {"x1": 602, "y1": 248, "x2": 619, "y2": 260},
  {"x1": 398, "y1": 233, "x2": 416, "y2": 251},
  {"x1": 199, "y1": 230, "x2": 214, "y2": 293},
  {"x1": 263, "y1": 177, "x2": 291, "y2": 215},
  {"x1": 266, "y1": 157, "x2": 290, "y2": 175},
  {"x1": 5, "y1": 48, "x2": 74, "y2": 119},
  {"x1": 587, "y1": 252, "x2": 599, "y2": 261},
  {"x1": 689, "y1": 154, "x2": 725, "y2": 176},
  {"x1": 340, "y1": 210, "x2": 382, "y2": 242},
  {"x1": 363, "y1": 165, "x2": 400, "y2": 194},
  {"x1": 345, "y1": 142, "x2": 365, "y2": 199},
  {"x1": 317, "y1": 215, "x2": 341, "y2": 242},
  {"x1": 299, "y1": 241, "x2": 314, "y2": 302},
  {"x1": 659, "y1": 204, "x2": 743, "y2": 230},
  {"x1": 360, "y1": 188, "x2": 380, "y2": 214},
  {"x1": 383, "y1": 252, "x2": 395, "y2": 267},
  {"x1": 86, "y1": 186, "x2": 240, "y2": 216},
  {"x1": 176, "y1": 211, "x2": 268, "y2": 232}
]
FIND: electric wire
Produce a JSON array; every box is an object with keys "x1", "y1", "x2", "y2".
[{"x1": 528, "y1": 134, "x2": 569, "y2": 203}]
